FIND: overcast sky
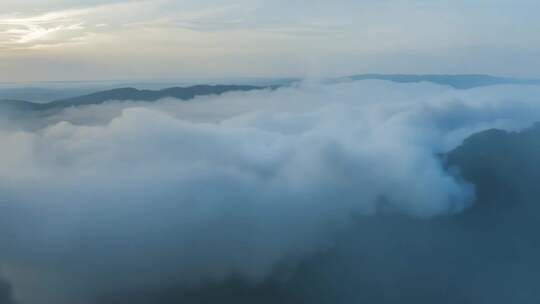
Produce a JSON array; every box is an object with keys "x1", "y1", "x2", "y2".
[{"x1": 0, "y1": 0, "x2": 539, "y2": 82}]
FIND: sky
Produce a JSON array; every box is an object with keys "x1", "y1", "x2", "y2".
[{"x1": 0, "y1": 0, "x2": 539, "y2": 82}]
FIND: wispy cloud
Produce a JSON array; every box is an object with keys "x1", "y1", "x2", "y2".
[
  {"x1": 0, "y1": 1, "x2": 157, "y2": 50},
  {"x1": 0, "y1": 0, "x2": 339, "y2": 52},
  {"x1": 0, "y1": 9, "x2": 94, "y2": 50},
  {"x1": 1, "y1": 0, "x2": 539, "y2": 81}
]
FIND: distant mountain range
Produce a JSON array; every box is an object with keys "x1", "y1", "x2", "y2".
[
  {"x1": 0, "y1": 84, "x2": 266, "y2": 113},
  {"x1": 343, "y1": 74, "x2": 540, "y2": 89},
  {"x1": 2, "y1": 74, "x2": 540, "y2": 114}
]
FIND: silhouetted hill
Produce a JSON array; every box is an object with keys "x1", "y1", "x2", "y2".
[
  {"x1": 446, "y1": 123, "x2": 540, "y2": 222},
  {"x1": 346, "y1": 74, "x2": 540, "y2": 89},
  {"x1": 47, "y1": 85, "x2": 264, "y2": 108},
  {"x1": 0, "y1": 84, "x2": 266, "y2": 114}
]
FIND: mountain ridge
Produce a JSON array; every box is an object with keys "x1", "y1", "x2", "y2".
[
  {"x1": 0, "y1": 84, "x2": 266, "y2": 113},
  {"x1": 2, "y1": 74, "x2": 540, "y2": 113},
  {"x1": 344, "y1": 73, "x2": 540, "y2": 89}
]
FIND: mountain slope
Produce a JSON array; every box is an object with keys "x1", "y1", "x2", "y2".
[
  {"x1": 0, "y1": 278, "x2": 14, "y2": 304},
  {"x1": 0, "y1": 99, "x2": 47, "y2": 112}
]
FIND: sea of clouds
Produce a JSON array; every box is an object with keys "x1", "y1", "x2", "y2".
[{"x1": 2, "y1": 80, "x2": 540, "y2": 303}]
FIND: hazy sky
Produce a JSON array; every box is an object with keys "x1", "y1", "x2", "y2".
[{"x1": 0, "y1": 0, "x2": 539, "y2": 82}]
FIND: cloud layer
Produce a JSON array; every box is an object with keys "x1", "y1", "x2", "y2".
[{"x1": 2, "y1": 80, "x2": 540, "y2": 303}]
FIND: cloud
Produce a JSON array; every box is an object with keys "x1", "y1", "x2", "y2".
[
  {"x1": 2, "y1": 80, "x2": 540, "y2": 303},
  {"x1": 0, "y1": 9, "x2": 90, "y2": 49},
  {"x1": 0, "y1": 1, "x2": 157, "y2": 51}
]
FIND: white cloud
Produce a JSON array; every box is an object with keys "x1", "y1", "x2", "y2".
[
  {"x1": 0, "y1": 1, "x2": 159, "y2": 50},
  {"x1": 3, "y1": 80, "x2": 540, "y2": 303},
  {"x1": 0, "y1": 9, "x2": 91, "y2": 48}
]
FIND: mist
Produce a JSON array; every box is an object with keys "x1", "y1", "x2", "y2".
[{"x1": 2, "y1": 80, "x2": 540, "y2": 303}]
